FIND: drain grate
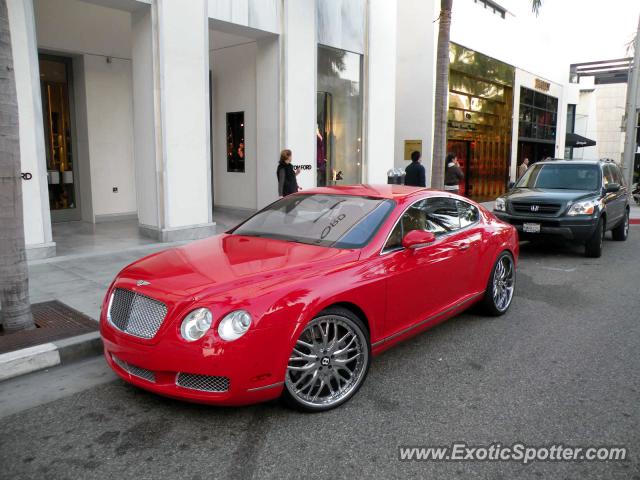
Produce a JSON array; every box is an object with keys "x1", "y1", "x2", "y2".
[{"x1": 0, "y1": 301, "x2": 98, "y2": 354}]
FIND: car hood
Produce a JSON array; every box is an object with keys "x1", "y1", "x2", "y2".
[
  {"x1": 505, "y1": 188, "x2": 599, "y2": 203},
  {"x1": 116, "y1": 234, "x2": 359, "y2": 300}
]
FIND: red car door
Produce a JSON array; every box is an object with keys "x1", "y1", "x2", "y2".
[
  {"x1": 452, "y1": 199, "x2": 485, "y2": 295},
  {"x1": 376, "y1": 197, "x2": 474, "y2": 339}
]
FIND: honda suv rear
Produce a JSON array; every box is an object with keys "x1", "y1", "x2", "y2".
[{"x1": 493, "y1": 159, "x2": 630, "y2": 257}]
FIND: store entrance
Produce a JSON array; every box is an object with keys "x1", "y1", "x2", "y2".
[
  {"x1": 39, "y1": 54, "x2": 80, "y2": 222},
  {"x1": 447, "y1": 140, "x2": 471, "y2": 196}
]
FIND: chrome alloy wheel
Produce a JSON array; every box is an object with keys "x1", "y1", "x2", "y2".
[
  {"x1": 493, "y1": 255, "x2": 515, "y2": 312},
  {"x1": 285, "y1": 315, "x2": 368, "y2": 409}
]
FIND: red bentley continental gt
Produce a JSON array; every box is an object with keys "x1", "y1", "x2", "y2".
[{"x1": 100, "y1": 185, "x2": 518, "y2": 411}]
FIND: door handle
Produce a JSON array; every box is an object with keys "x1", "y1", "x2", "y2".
[{"x1": 458, "y1": 242, "x2": 471, "y2": 251}]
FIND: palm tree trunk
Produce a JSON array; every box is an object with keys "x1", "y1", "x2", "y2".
[
  {"x1": 431, "y1": 0, "x2": 452, "y2": 190},
  {"x1": 0, "y1": 0, "x2": 35, "y2": 332}
]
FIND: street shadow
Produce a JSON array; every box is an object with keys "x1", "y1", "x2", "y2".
[{"x1": 517, "y1": 237, "x2": 607, "y2": 260}]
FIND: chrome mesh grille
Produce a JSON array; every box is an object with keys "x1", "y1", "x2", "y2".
[
  {"x1": 176, "y1": 373, "x2": 230, "y2": 393},
  {"x1": 108, "y1": 288, "x2": 167, "y2": 339},
  {"x1": 112, "y1": 354, "x2": 156, "y2": 383}
]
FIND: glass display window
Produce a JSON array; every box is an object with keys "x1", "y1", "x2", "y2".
[
  {"x1": 317, "y1": 45, "x2": 363, "y2": 187},
  {"x1": 226, "y1": 111, "x2": 245, "y2": 173},
  {"x1": 39, "y1": 54, "x2": 79, "y2": 219}
]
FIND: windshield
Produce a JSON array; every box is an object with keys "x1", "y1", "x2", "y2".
[
  {"x1": 232, "y1": 194, "x2": 395, "y2": 248},
  {"x1": 516, "y1": 164, "x2": 601, "y2": 191}
]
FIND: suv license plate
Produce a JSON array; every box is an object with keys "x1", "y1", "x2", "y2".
[{"x1": 523, "y1": 223, "x2": 541, "y2": 233}]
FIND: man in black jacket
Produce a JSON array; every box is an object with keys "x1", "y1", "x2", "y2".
[{"x1": 404, "y1": 150, "x2": 426, "y2": 187}]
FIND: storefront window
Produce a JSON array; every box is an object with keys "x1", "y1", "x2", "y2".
[
  {"x1": 226, "y1": 111, "x2": 245, "y2": 173},
  {"x1": 40, "y1": 55, "x2": 77, "y2": 213},
  {"x1": 317, "y1": 45, "x2": 363, "y2": 186},
  {"x1": 518, "y1": 87, "x2": 558, "y2": 143}
]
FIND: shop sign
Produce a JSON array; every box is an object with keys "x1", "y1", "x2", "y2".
[
  {"x1": 534, "y1": 78, "x2": 551, "y2": 92},
  {"x1": 404, "y1": 140, "x2": 423, "y2": 160},
  {"x1": 448, "y1": 121, "x2": 477, "y2": 132}
]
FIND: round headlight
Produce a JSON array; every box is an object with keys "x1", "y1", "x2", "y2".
[
  {"x1": 180, "y1": 308, "x2": 212, "y2": 342},
  {"x1": 218, "y1": 310, "x2": 252, "y2": 341}
]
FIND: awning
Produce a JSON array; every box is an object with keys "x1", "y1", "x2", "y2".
[{"x1": 566, "y1": 132, "x2": 596, "y2": 148}]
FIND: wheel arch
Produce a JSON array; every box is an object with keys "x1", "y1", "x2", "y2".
[{"x1": 320, "y1": 302, "x2": 370, "y2": 334}]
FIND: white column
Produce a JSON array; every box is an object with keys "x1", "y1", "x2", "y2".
[
  {"x1": 365, "y1": 0, "x2": 397, "y2": 184},
  {"x1": 7, "y1": 0, "x2": 55, "y2": 259},
  {"x1": 131, "y1": 6, "x2": 159, "y2": 230},
  {"x1": 157, "y1": 0, "x2": 211, "y2": 234},
  {"x1": 256, "y1": 35, "x2": 280, "y2": 208},
  {"x1": 133, "y1": 0, "x2": 215, "y2": 242},
  {"x1": 282, "y1": 0, "x2": 316, "y2": 189},
  {"x1": 394, "y1": 0, "x2": 438, "y2": 183}
]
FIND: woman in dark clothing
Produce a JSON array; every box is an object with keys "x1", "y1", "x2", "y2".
[
  {"x1": 277, "y1": 149, "x2": 300, "y2": 197},
  {"x1": 444, "y1": 152, "x2": 464, "y2": 194}
]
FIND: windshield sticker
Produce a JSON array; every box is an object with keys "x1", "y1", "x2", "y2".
[{"x1": 321, "y1": 214, "x2": 347, "y2": 240}]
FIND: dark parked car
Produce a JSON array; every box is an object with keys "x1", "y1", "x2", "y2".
[{"x1": 493, "y1": 159, "x2": 630, "y2": 257}]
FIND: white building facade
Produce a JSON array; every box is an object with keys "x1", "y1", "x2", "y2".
[
  {"x1": 8, "y1": 0, "x2": 577, "y2": 259},
  {"x1": 8, "y1": 0, "x2": 398, "y2": 259},
  {"x1": 567, "y1": 59, "x2": 632, "y2": 163}
]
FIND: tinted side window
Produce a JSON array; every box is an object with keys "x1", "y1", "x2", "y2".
[
  {"x1": 384, "y1": 221, "x2": 403, "y2": 251},
  {"x1": 610, "y1": 165, "x2": 624, "y2": 186},
  {"x1": 424, "y1": 197, "x2": 460, "y2": 233},
  {"x1": 382, "y1": 197, "x2": 461, "y2": 252},
  {"x1": 603, "y1": 165, "x2": 615, "y2": 186},
  {"x1": 457, "y1": 200, "x2": 480, "y2": 228},
  {"x1": 383, "y1": 201, "x2": 427, "y2": 252}
]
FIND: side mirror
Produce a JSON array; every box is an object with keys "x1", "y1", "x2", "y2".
[
  {"x1": 402, "y1": 230, "x2": 436, "y2": 249},
  {"x1": 507, "y1": 181, "x2": 516, "y2": 190},
  {"x1": 605, "y1": 183, "x2": 620, "y2": 193}
]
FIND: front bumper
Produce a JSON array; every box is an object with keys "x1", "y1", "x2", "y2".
[
  {"x1": 493, "y1": 211, "x2": 599, "y2": 241},
  {"x1": 100, "y1": 316, "x2": 290, "y2": 406}
]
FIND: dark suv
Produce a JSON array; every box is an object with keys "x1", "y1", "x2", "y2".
[{"x1": 493, "y1": 159, "x2": 630, "y2": 257}]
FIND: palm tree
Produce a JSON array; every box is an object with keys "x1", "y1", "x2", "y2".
[
  {"x1": 431, "y1": 0, "x2": 543, "y2": 189},
  {"x1": 0, "y1": 0, "x2": 35, "y2": 332}
]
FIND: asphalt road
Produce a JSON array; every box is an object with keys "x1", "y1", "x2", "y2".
[{"x1": 1, "y1": 229, "x2": 639, "y2": 480}]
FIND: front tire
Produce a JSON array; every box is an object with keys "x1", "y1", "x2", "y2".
[
  {"x1": 611, "y1": 211, "x2": 629, "y2": 241},
  {"x1": 585, "y1": 218, "x2": 604, "y2": 257},
  {"x1": 481, "y1": 251, "x2": 516, "y2": 316},
  {"x1": 282, "y1": 307, "x2": 370, "y2": 412}
]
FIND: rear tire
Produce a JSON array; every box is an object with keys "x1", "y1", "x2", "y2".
[
  {"x1": 611, "y1": 211, "x2": 629, "y2": 241},
  {"x1": 585, "y1": 218, "x2": 604, "y2": 257},
  {"x1": 481, "y1": 251, "x2": 516, "y2": 316}
]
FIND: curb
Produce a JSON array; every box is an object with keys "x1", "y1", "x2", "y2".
[{"x1": 0, "y1": 331, "x2": 103, "y2": 382}]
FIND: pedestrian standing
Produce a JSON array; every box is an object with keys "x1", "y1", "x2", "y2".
[
  {"x1": 444, "y1": 153, "x2": 464, "y2": 194},
  {"x1": 518, "y1": 157, "x2": 530, "y2": 178},
  {"x1": 277, "y1": 149, "x2": 300, "y2": 197},
  {"x1": 404, "y1": 150, "x2": 426, "y2": 187}
]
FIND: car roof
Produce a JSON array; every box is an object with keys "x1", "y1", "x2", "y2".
[
  {"x1": 300, "y1": 184, "x2": 433, "y2": 200},
  {"x1": 535, "y1": 158, "x2": 613, "y2": 167}
]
